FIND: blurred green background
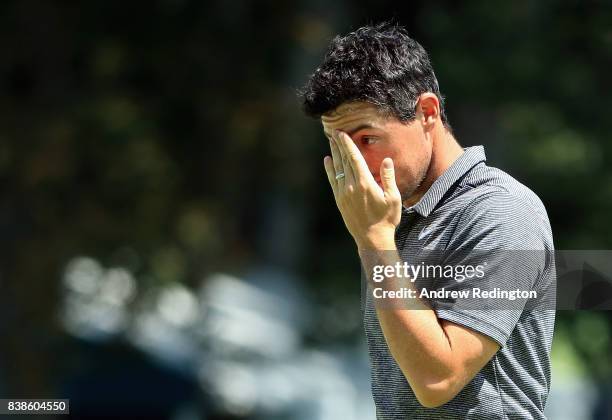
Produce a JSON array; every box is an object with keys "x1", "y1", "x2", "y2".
[{"x1": 2, "y1": 1, "x2": 611, "y2": 419}]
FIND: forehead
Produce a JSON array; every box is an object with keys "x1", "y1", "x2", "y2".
[{"x1": 321, "y1": 102, "x2": 387, "y2": 136}]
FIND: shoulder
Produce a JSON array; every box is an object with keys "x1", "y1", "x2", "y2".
[{"x1": 450, "y1": 165, "x2": 554, "y2": 251}]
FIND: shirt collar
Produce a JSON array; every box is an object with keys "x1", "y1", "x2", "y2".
[{"x1": 409, "y1": 146, "x2": 487, "y2": 217}]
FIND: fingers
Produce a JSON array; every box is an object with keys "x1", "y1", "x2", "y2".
[
  {"x1": 328, "y1": 135, "x2": 347, "y2": 188},
  {"x1": 335, "y1": 130, "x2": 375, "y2": 186},
  {"x1": 332, "y1": 133, "x2": 356, "y2": 186},
  {"x1": 333, "y1": 130, "x2": 355, "y2": 177},
  {"x1": 323, "y1": 155, "x2": 338, "y2": 197},
  {"x1": 380, "y1": 158, "x2": 401, "y2": 200}
]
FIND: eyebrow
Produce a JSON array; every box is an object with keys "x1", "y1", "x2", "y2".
[{"x1": 323, "y1": 123, "x2": 379, "y2": 139}]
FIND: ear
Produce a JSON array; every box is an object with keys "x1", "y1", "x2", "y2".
[{"x1": 416, "y1": 93, "x2": 440, "y2": 130}]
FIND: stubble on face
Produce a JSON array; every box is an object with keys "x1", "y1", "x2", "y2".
[{"x1": 401, "y1": 165, "x2": 428, "y2": 203}]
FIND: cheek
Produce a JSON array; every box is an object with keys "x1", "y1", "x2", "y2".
[
  {"x1": 363, "y1": 148, "x2": 403, "y2": 172},
  {"x1": 360, "y1": 150, "x2": 383, "y2": 173}
]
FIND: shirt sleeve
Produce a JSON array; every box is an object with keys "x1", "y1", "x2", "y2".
[{"x1": 430, "y1": 190, "x2": 554, "y2": 347}]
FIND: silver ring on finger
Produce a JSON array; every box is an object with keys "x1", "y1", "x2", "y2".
[{"x1": 335, "y1": 172, "x2": 346, "y2": 180}]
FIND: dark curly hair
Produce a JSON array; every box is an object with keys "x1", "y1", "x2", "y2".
[{"x1": 300, "y1": 22, "x2": 450, "y2": 128}]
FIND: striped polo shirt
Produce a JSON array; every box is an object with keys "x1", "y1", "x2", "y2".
[{"x1": 363, "y1": 146, "x2": 556, "y2": 419}]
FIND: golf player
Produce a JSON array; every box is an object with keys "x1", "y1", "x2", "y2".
[{"x1": 300, "y1": 23, "x2": 555, "y2": 419}]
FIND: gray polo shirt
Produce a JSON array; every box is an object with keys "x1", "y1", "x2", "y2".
[{"x1": 363, "y1": 146, "x2": 556, "y2": 419}]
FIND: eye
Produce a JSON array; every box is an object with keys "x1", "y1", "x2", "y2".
[{"x1": 361, "y1": 136, "x2": 378, "y2": 145}]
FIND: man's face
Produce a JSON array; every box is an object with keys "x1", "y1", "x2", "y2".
[{"x1": 321, "y1": 101, "x2": 432, "y2": 203}]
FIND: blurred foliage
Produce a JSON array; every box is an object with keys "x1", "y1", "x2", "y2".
[{"x1": 1, "y1": 0, "x2": 611, "y2": 403}]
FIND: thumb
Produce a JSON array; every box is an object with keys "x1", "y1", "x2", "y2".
[{"x1": 380, "y1": 158, "x2": 399, "y2": 197}]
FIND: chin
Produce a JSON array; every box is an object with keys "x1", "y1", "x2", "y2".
[{"x1": 399, "y1": 184, "x2": 417, "y2": 202}]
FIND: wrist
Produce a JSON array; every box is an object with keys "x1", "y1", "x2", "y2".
[{"x1": 356, "y1": 228, "x2": 397, "y2": 251}]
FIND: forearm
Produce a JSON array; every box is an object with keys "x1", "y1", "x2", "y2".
[{"x1": 359, "y1": 245, "x2": 457, "y2": 406}]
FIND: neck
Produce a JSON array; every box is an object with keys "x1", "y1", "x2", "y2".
[{"x1": 403, "y1": 128, "x2": 464, "y2": 208}]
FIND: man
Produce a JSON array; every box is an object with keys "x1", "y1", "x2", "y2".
[{"x1": 300, "y1": 23, "x2": 555, "y2": 419}]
